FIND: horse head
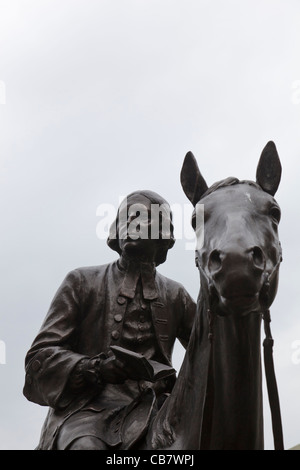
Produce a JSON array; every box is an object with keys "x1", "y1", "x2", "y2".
[
  {"x1": 146, "y1": 142, "x2": 283, "y2": 450},
  {"x1": 181, "y1": 141, "x2": 282, "y2": 317}
]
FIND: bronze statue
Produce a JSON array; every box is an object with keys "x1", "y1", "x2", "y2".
[
  {"x1": 23, "y1": 190, "x2": 196, "y2": 450},
  {"x1": 24, "y1": 142, "x2": 284, "y2": 450}
]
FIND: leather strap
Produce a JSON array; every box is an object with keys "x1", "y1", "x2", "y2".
[{"x1": 263, "y1": 310, "x2": 284, "y2": 450}]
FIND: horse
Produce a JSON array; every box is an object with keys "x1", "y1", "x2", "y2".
[{"x1": 143, "y1": 141, "x2": 283, "y2": 450}]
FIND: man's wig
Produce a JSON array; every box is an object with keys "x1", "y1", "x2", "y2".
[{"x1": 107, "y1": 190, "x2": 175, "y2": 266}]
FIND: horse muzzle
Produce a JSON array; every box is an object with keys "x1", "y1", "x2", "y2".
[{"x1": 206, "y1": 246, "x2": 267, "y2": 316}]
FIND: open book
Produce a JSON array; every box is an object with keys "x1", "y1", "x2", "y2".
[{"x1": 110, "y1": 345, "x2": 176, "y2": 382}]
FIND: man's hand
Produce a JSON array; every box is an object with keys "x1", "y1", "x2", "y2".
[
  {"x1": 81, "y1": 355, "x2": 128, "y2": 386},
  {"x1": 99, "y1": 356, "x2": 128, "y2": 384}
]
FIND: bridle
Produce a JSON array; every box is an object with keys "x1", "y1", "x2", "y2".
[
  {"x1": 260, "y1": 255, "x2": 284, "y2": 450},
  {"x1": 196, "y1": 252, "x2": 284, "y2": 450}
]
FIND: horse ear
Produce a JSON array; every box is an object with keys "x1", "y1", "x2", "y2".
[
  {"x1": 180, "y1": 151, "x2": 208, "y2": 206},
  {"x1": 256, "y1": 141, "x2": 282, "y2": 196}
]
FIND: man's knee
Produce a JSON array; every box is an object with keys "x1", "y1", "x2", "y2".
[{"x1": 66, "y1": 435, "x2": 108, "y2": 450}]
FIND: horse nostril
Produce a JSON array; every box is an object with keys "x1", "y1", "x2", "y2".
[
  {"x1": 251, "y1": 246, "x2": 265, "y2": 270},
  {"x1": 208, "y1": 250, "x2": 222, "y2": 274}
]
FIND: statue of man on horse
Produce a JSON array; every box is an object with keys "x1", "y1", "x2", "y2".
[{"x1": 24, "y1": 141, "x2": 284, "y2": 450}]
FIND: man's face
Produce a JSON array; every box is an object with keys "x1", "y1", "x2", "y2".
[{"x1": 117, "y1": 195, "x2": 172, "y2": 259}]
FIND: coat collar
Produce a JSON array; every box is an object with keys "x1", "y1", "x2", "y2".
[{"x1": 117, "y1": 255, "x2": 158, "y2": 300}]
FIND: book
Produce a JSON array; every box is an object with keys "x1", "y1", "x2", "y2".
[{"x1": 110, "y1": 345, "x2": 176, "y2": 382}]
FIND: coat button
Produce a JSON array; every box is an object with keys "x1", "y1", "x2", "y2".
[
  {"x1": 111, "y1": 330, "x2": 120, "y2": 340},
  {"x1": 32, "y1": 360, "x2": 41, "y2": 372},
  {"x1": 114, "y1": 314, "x2": 123, "y2": 323},
  {"x1": 117, "y1": 296, "x2": 126, "y2": 305}
]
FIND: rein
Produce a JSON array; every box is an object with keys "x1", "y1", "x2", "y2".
[
  {"x1": 197, "y1": 256, "x2": 284, "y2": 450},
  {"x1": 261, "y1": 257, "x2": 284, "y2": 450}
]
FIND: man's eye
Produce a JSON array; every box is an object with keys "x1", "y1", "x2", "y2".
[{"x1": 270, "y1": 206, "x2": 281, "y2": 224}]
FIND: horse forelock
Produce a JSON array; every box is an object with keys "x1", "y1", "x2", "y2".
[{"x1": 199, "y1": 178, "x2": 263, "y2": 201}]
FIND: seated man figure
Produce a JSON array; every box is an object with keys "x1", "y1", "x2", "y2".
[{"x1": 23, "y1": 190, "x2": 196, "y2": 450}]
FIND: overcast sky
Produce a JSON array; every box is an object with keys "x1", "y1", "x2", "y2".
[{"x1": 0, "y1": 0, "x2": 300, "y2": 450}]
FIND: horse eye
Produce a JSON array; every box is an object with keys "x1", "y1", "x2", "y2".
[{"x1": 270, "y1": 206, "x2": 281, "y2": 224}]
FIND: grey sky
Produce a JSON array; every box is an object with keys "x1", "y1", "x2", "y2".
[{"x1": 0, "y1": 0, "x2": 300, "y2": 450}]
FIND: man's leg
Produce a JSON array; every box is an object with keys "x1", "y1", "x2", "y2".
[{"x1": 66, "y1": 435, "x2": 108, "y2": 450}]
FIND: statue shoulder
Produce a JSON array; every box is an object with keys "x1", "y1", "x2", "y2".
[
  {"x1": 155, "y1": 271, "x2": 191, "y2": 297},
  {"x1": 65, "y1": 261, "x2": 115, "y2": 286}
]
